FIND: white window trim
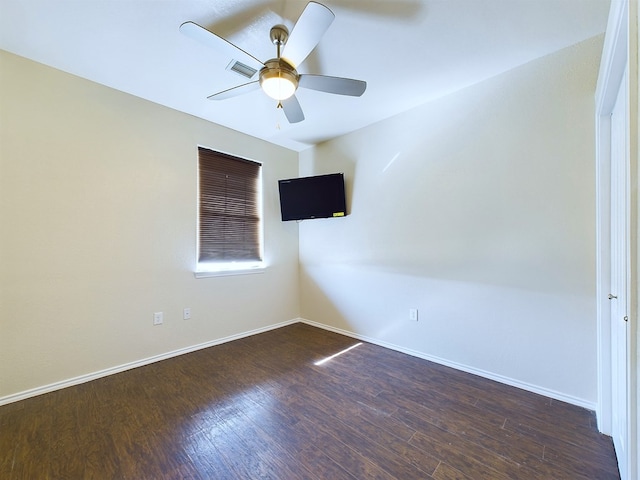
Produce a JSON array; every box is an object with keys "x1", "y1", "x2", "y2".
[{"x1": 194, "y1": 262, "x2": 266, "y2": 278}]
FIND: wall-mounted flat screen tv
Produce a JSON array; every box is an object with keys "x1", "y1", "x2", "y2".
[{"x1": 278, "y1": 173, "x2": 347, "y2": 221}]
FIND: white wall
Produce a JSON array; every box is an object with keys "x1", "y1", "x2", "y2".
[
  {"x1": 0, "y1": 50, "x2": 300, "y2": 401},
  {"x1": 299, "y1": 35, "x2": 604, "y2": 407}
]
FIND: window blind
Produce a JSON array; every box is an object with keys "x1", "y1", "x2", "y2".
[{"x1": 198, "y1": 147, "x2": 261, "y2": 263}]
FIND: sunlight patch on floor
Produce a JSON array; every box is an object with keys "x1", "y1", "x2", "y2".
[{"x1": 314, "y1": 343, "x2": 363, "y2": 366}]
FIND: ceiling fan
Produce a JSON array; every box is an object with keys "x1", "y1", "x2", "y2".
[{"x1": 180, "y1": 1, "x2": 366, "y2": 124}]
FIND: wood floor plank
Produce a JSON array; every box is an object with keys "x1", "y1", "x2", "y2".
[
  {"x1": 431, "y1": 461, "x2": 476, "y2": 480},
  {"x1": 476, "y1": 395, "x2": 609, "y2": 448},
  {"x1": 292, "y1": 386, "x2": 437, "y2": 478},
  {"x1": 505, "y1": 418, "x2": 620, "y2": 478},
  {"x1": 406, "y1": 408, "x2": 538, "y2": 480},
  {"x1": 0, "y1": 323, "x2": 619, "y2": 479},
  {"x1": 181, "y1": 430, "x2": 238, "y2": 480},
  {"x1": 349, "y1": 345, "x2": 481, "y2": 406},
  {"x1": 238, "y1": 389, "x2": 357, "y2": 479},
  {"x1": 293, "y1": 417, "x2": 398, "y2": 480}
]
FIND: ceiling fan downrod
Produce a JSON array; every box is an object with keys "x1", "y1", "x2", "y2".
[
  {"x1": 270, "y1": 24, "x2": 289, "y2": 58},
  {"x1": 260, "y1": 25, "x2": 299, "y2": 101}
]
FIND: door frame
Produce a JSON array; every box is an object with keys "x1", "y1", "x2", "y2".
[{"x1": 595, "y1": 1, "x2": 637, "y2": 478}]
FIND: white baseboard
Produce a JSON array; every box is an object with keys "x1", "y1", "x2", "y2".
[
  {"x1": 0, "y1": 318, "x2": 300, "y2": 407},
  {"x1": 300, "y1": 318, "x2": 597, "y2": 412},
  {"x1": 1, "y1": 317, "x2": 596, "y2": 411}
]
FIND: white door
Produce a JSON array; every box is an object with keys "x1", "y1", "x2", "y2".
[{"x1": 610, "y1": 66, "x2": 629, "y2": 479}]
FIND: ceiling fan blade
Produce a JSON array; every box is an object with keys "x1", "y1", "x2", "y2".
[
  {"x1": 207, "y1": 81, "x2": 261, "y2": 100},
  {"x1": 299, "y1": 74, "x2": 367, "y2": 96},
  {"x1": 180, "y1": 21, "x2": 264, "y2": 73},
  {"x1": 281, "y1": 2, "x2": 335, "y2": 68},
  {"x1": 281, "y1": 96, "x2": 305, "y2": 123}
]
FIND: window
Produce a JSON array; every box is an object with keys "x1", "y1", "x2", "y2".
[{"x1": 197, "y1": 147, "x2": 263, "y2": 275}]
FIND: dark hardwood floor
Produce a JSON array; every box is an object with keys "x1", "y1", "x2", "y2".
[{"x1": 1, "y1": 323, "x2": 619, "y2": 479}]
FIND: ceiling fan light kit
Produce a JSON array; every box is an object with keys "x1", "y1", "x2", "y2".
[
  {"x1": 260, "y1": 59, "x2": 298, "y2": 100},
  {"x1": 180, "y1": 1, "x2": 366, "y2": 124}
]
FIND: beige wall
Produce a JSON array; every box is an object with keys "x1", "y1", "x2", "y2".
[
  {"x1": 0, "y1": 33, "x2": 607, "y2": 408},
  {"x1": 0, "y1": 50, "x2": 300, "y2": 400},
  {"x1": 298, "y1": 36, "x2": 604, "y2": 407}
]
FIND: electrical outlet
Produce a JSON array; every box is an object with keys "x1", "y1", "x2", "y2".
[
  {"x1": 183, "y1": 307, "x2": 191, "y2": 320},
  {"x1": 153, "y1": 312, "x2": 163, "y2": 325},
  {"x1": 409, "y1": 308, "x2": 418, "y2": 321}
]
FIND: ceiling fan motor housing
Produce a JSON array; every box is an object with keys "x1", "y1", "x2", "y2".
[{"x1": 259, "y1": 59, "x2": 299, "y2": 100}]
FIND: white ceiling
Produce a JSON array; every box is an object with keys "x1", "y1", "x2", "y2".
[{"x1": 0, "y1": 0, "x2": 610, "y2": 151}]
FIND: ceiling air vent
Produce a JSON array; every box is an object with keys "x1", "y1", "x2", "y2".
[{"x1": 226, "y1": 60, "x2": 258, "y2": 79}]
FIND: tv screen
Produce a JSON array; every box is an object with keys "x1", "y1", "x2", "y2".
[{"x1": 278, "y1": 173, "x2": 347, "y2": 221}]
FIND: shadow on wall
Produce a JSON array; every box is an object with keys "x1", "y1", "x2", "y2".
[
  {"x1": 298, "y1": 260, "x2": 596, "y2": 400},
  {"x1": 299, "y1": 265, "x2": 352, "y2": 331},
  {"x1": 296, "y1": 34, "x2": 601, "y2": 301}
]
